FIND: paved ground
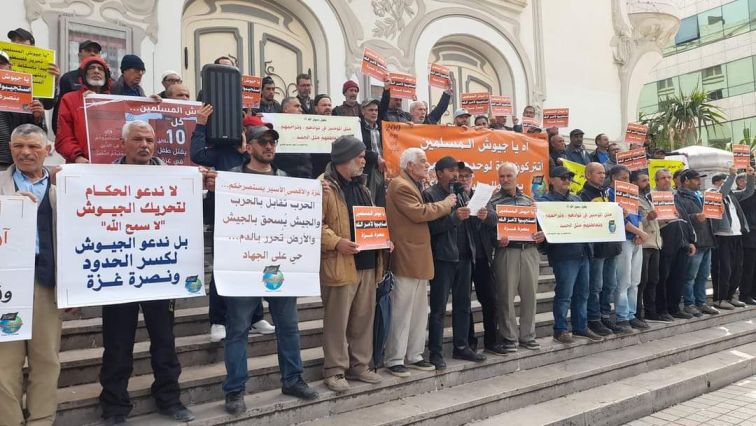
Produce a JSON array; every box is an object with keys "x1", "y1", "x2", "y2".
[{"x1": 630, "y1": 375, "x2": 756, "y2": 425}]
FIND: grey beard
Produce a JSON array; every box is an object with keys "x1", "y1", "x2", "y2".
[{"x1": 87, "y1": 78, "x2": 105, "y2": 87}]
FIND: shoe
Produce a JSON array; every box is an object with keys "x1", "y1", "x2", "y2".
[
  {"x1": 714, "y1": 300, "x2": 735, "y2": 310},
  {"x1": 159, "y1": 405, "x2": 195, "y2": 422},
  {"x1": 407, "y1": 360, "x2": 435, "y2": 371},
  {"x1": 502, "y1": 340, "x2": 518, "y2": 353},
  {"x1": 225, "y1": 391, "x2": 246, "y2": 415},
  {"x1": 696, "y1": 304, "x2": 719, "y2": 315},
  {"x1": 324, "y1": 374, "x2": 350, "y2": 392},
  {"x1": 645, "y1": 313, "x2": 665, "y2": 321},
  {"x1": 629, "y1": 318, "x2": 650, "y2": 329},
  {"x1": 671, "y1": 310, "x2": 693, "y2": 319},
  {"x1": 661, "y1": 313, "x2": 675, "y2": 321},
  {"x1": 282, "y1": 379, "x2": 319, "y2": 400},
  {"x1": 588, "y1": 320, "x2": 613, "y2": 336},
  {"x1": 387, "y1": 364, "x2": 411, "y2": 378},
  {"x1": 346, "y1": 368, "x2": 383, "y2": 384},
  {"x1": 250, "y1": 319, "x2": 276, "y2": 335},
  {"x1": 103, "y1": 416, "x2": 127, "y2": 425},
  {"x1": 683, "y1": 305, "x2": 703, "y2": 317},
  {"x1": 553, "y1": 331, "x2": 573, "y2": 344},
  {"x1": 210, "y1": 324, "x2": 226, "y2": 342},
  {"x1": 519, "y1": 340, "x2": 541, "y2": 350},
  {"x1": 573, "y1": 329, "x2": 605, "y2": 342},
  {"x1": 730, "y1": 298, "x2": 747, "y2": 308},
  {"x1": 453, "y1": 347, "x2": 487, "y2": 362},
  {"x1": 611, "y1": 321, "x2": 633, "y2": 335},
  {"x1": 740, "y1": 296, "x2": 756, "y2": 306},
  {"x1": 484, "y1": 344, "x2": 509, "y2": 356},
  {"x1": 429, "y1": 354, "x2": 447, "y2": 370}
]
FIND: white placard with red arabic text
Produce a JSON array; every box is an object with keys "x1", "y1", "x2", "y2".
[{"x1": 0, "y1": 196, "x2": 36, "y2": 341}]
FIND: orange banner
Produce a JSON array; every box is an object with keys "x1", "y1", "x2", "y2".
[
  {"x1": 733, "y1": 144, "x2": 751, "y2": 169},
  {"x1": 381, "y1": 123, "x2": 549, "y2": 196},
  {"x1": 625, "y1": 123, "x2": 649, "y2": 144},
  {"x1": 241, "y1": 75, "x2": 261, "y2": 109},
  {"x1": 496, "y1": 205, "x2": 537, "y2": 241},
  {"x1": 616, "y1": 147, "x2": 648, "y2": 171},
  {"x1": 461, "y1": 92, "x2": 490, "y2": 115},
  {"x1": 703, "y1": 192, "x2": 723, "y2": 219},
  {"x1": 651, "y1": 190, "x2": 677, "y2": 220},
  {"x1": 0, "y1": 69, "x2": 33, "y2": 114},
  {"x1": 388, "y1": 72, "x2": 416, "y2": 100},
  {"x1": 353, "y1": 206, "x2": 390, "y2": 250},
  {"x1": 542, "y1": 108, "x2": 569, "y2": 128},
  {"x1": 361, "y1": 48, "x2": 388, "y2": 81},
  {"x1": 614, "y1": 181, "x2": 639, "y2": 214},
  {"x1": 428, "y1": 63, "x2": 450, "y2": 89},
  {"x1": 490, "y1": 96, "x2": 513, "y2": 117}
]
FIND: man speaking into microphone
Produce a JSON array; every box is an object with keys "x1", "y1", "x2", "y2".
[{"x1": 423, "y1": 156, "x2": 488, "y2": 370}]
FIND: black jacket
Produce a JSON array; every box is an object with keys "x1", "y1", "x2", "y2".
[
  {"x1": 578, "y1": 182, "x2": 622, "y2": 258},
  {"x1": 361, "y1": 118, "x2": 382, "y2": 181},
  {"x1": 378, "y1": 89, "x2": 451, "y2": 124},
  {"x1": 423, "y1": 183, "x2": 476, "y2": 263},
  {"x1": 675, "y1": 188, "x2": 715, "y2": 249},
  {"x1": 655, "y1": 191, "x2": 696, "y2": 254},
  {"x1": 537, "y1": 190, "x2": 592, "y2": 262},
  {"x1": 740, "y1": 184, "x2": 756, "y2": 248}
]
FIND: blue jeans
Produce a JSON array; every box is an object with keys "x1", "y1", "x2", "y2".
[
  {"x1": 588, "y1": 256, "x2": 618, "y2": 321},
  {"x1": 551, "y1": 257, "x2": 590, "y2": 333},
  {"x1": 615, "y1": 241, "x2": 643, "y2": 322},
  {"x1": 223, "y1": 296, "x2": 302, "y2": 394},
  {"x1": 684, "y1": 248, "x2": 711, "y2": 307}
]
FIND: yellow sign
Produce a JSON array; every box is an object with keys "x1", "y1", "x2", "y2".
[
  {"x1": 0, "y1": 41, "x2": 55, "y2": 98},
  {"x1": 561, "y1": 159, "x2": 586, "y2": 195},
  {"x1": 648, "y1": 159, "x2": 685, "y2": 189}
]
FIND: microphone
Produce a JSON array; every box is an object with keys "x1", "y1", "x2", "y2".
[{"x1": 450, "y1": 181, "x2": 468, "y2": 207}]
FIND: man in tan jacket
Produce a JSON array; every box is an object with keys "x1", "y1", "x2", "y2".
[
  {"x1": 319, "y1": 136, "x2": 389, "y2": 392},
  {"x1": 384, "y1": 148, "x2": 456, "y2": 377}
]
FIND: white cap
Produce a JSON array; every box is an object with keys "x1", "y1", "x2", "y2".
[
  {"x1": 453, "y1": 108, "x2": 471, "y2": 119},
  {"x1": 160, "y1": 70, "x2": 181, "y2": 81}
]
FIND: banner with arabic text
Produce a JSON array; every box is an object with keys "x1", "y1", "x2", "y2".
[
  {"x1": 0, "y1": 41, "x2": 55, "y2": 98},
  {"x1": 262, "y1": 113, "x2": 360, "y2": 153},
  {"x1": 55, "y1": 165, "x2": 205, "y2": 308},
  {"x1": 354, "y1": 206, "x2": 390, "y2": 250},
  {"x1": 213, "y1": 172, "x2": 322, "y2": 297},
  {"x1": 536, "y1": 201, "x2": 626, "y2": 243},
  {"x1": 648, "y1": 158, "x2": 686, "y2": 189},
  {"x1": 0, "y1": 196, "x2": 37, "y2": 341},
  {"x1": 0, "y1": 70, "x2": 33, "y2": 114}
]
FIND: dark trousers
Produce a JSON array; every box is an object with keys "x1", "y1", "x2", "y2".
[
  {"x1": 99, "y1": 300, "x2": 182, "y2": 418},
  {"x1": 468, "y1": 258, "x2": 499, "y2": 349},
  {"x1": 429, "y1": 258, "x2": 472, "y2": 357},
  {"x1": 713, "y1": 235, "x2": 743, "y2": 301},
  {"x1": 741, "y1": 247, "x2": 756, "y2": 300},
  {"x1": 657, "y1": 247, "x2": 689, "y2": 315},
  {"x1": 640, "y1": 248, "x2": 660, "y2": 318}
]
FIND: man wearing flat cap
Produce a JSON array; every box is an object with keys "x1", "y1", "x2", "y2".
[
  {"x1": 564, "y1": 129, "x2": 592, "y2": 165},
  {"x1": 112, "y1": 54, "x2": 146, "y2": 96},
  {"x1": 53, "y1": 39, "x2": 102, "y2": 133},
  {"x1": 359, "y1": 98, "x2": 386, "y2": 206}
]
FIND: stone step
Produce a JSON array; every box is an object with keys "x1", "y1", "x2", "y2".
[
  {"x1": 54, "y1": 304, "x2": 756, "y2": 425},
  {"x1": 473, "y1": 343, "x2": 756, "y2": 426},
  {"x1": 294, "y1": 313, "x2": 756, "y2": 426}
]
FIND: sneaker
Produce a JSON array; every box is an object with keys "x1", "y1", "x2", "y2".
[
  {"x1": 159, "y1": 405, "x2": 195, "y2": 422},
  {"x1": 346, "y1": 368, "x2": 383, "y2": 384},
  {"x1": 671, "y1": 310, "x2": 693, "y2": 319},
  {"x1": 696, "y1": 304, "x2": 719, "y2": 315},
  {"x1": 629, "y1": 318, "x2": 650, "y2": 329},
  {"x1": 387, "y1": 365, "x2": 411, "y2": 378},
  {"x1": 452, "y1": 347, "x2": 486, "y2": 362},
  {"x1": 429, "y1": 354, "x2": 447, "y2": 370},
  {"x1": 553, "y1": 331, "x2": 573, "y2": 344},
  {"x1": 588, "y1": 320, "x2": 612, "y2": 336},
  {"x1": 661, "y1": 313, "x2": 675, "y2": 321},
  {"x1": 573, "y1": 329, "x2": 605, "y2": 342},
  {"x1": 519, "y1": 340, "x2": 541, "y2": 350},
  {"x1": 611, "y1": 321, "x2": 633, "y2": 335},
  {"x1": 407, "y1": 360, "x2": 435, "y2": 371},
  {"x1": 740, "y1": 296, "x2": 756, "y2": 306},
  {"x1": 714, "y1": 300, "x2": 735, "y2": 310},
  {"x1": 103, "y1": 416, "x2": 127, "y2": 425},
  {"x1": 484, "y1": 344, "x2": 509, "y2": 356},
  {"x1": 730, "y1": 298, "x2": 747, "y2": 308},
  {"x1": 210, "y1": 324, "x2": 226, "y2": 342},
  {"x1": 225, "y1": 391, "x2": 246, "y2": 415},
  {"x1": 250, "y1": 319, "x2": 276, "y2": 335},
  {"x1": 502, "y1": 340, "x2": 518, "y2": 353},
  {"x1": 683, "y1": 305, "x2": 703, "y2": 317},
  {"x1": 282, "y1": 379, "x2": 319, "y2": 400},
  {"x1": 324, "y1": 374, "x2": 350, "y2": 392}
]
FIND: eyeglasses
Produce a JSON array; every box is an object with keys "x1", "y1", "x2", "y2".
[
  {"x1": 458, "y1": 174, "x2": 473, "y2": 179},
  {"x1": 257, "y1": 139, "x2": 277, "y2": 146},
  {"x1": 164, "y1": 78, "x2": 182, "y2": 84}
]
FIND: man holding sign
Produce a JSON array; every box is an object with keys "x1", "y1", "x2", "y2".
[{"x1": 319, "y1": 136, "x2": 389, "y2": 392}]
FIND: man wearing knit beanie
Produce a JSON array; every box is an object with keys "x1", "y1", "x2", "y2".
[
  {"x1": 319, "y1": 135, "x2": 388, "y2": 392},
  {"x1": 333, "y1": 80, "x2": 361, "y2": 117},
  {"x1": 112, "y1": 54, "x2": 146, "y2": 97}
]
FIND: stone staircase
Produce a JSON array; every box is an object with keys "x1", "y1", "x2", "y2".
[{"x1": 50, "y1": 246, "x2": 756, "y2": 425}]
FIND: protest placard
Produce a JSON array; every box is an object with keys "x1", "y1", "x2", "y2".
[
  {"x1": 461, "y1": 92, "x2": 490, "y2": 115},
  {"x1": 361, "y1": 48, "x2": 388, "y2": 81},
  {"x1": 0, "y1": 69, "x2": 33, "y2": 114},
  {"x1": 496, "y1": 205, "x2": 537, "y2": 241},
  {"x1": 560, "y1": 159, "x2": 587, "y2": 195},
  {"x1": 241, "y1": 75, "x2": 262, "y2": 109},
  {"x1": 0, "y1": 41, "x2": 55, "y2": 98},
  {"x1": 521, "y1": 116, "x2": 540, "y2": 131},
  {"x1": 213, "y1": 172, "x2": 322, "y2": 297},
  {"x1": 616, "y1": 147, "x2": 648, "y2": 171},
  {"x1": 542, "y1": 108, "x2": 569, "y2": 128},
  {"x1": 614, "y1": 181, "x2": 639, "y2": 215},
  {"x1": 625, "y1": 123, "x2": 649, "y2": 144},
  {"x1": 261, "y1": 113, "x2": 361, "y2": 153},
  {"x1": 382, "y1": 123, "x2": 549, "y2": 195},
  {"x1": 466, "y1": 182, "x2": 495, "y2": 214},
  {"x1": 84, "y1": 94, "x2": 201, "y2": 165},
  {"x1": 703, "y1": 191, "x2": 724, "y2": 219},
  {"x1": 55, "y1": 165, "x2": 205, "y2": 308},
  {"x1": 651, "y1": 191, "x2": 677, "y2": 220},
  {"x1": 353, "y1": 206, "x2": 390, "y2": 250},
  {"x1": 388, "y1": 72, "x2": 416, "y2": 100},
  {"x1": 0, "y1": 196, "x2": 36, "y2": 342},
  {"x1": 733, "y1": 144, "x2": 751, "y2": 169},
  {"x1": 536, "y1": 201, "x2": 626, "y2": 243},
  {"x1": 428, "y1": 63, "x2": 450, "y2": 89},
  {"x1": 489, "y1": 95, "x2": 513, "y2": 116},
  {"x1": 648, "y1": 158, "x2": 686, "y2": 189}
]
